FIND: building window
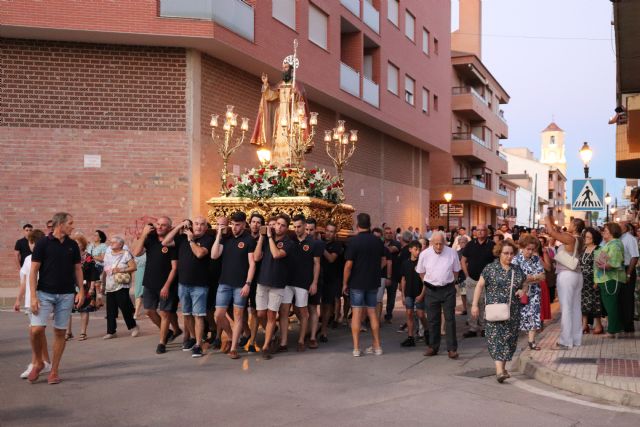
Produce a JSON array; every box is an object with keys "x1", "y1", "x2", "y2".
[
  {"x1": 422, "y1": 88, "x2": 429, "y2": 113},
  {"x1": 309, "y1": 5, "x2": 328, "y2": 50},
  {"x1": 405, "y1": 10, "x2": 415, "y2": 41},
  {"x1": 422, "y1": 28, "x2": 430, "y2": 54},
  {"x1": 433, "y1": 94, "x2": 439, "y2": 111},
  {"x1": 387, "y1": 62, "x2": 399, "y2": 95},
  {"x1": 272, "y1": 0, "x2": 296, "y2": 30},
  {"x1": 388, "y1": 0, "x2": 399, "y2": 26},
  {"x1": 434, "y1": 38, "x2": 439, "y2": 54},
  {"x1": 405, "y1": 75, "x2": 415, "y2": 105},
  {"x1": 550, "y1": 135, "x2": 555, "y2": 144}
]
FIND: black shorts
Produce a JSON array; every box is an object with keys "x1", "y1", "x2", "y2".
[
  {"x1": 206, "y1": 283, "x2": 218, "y2": 312},
  {"x1": 247, "y1": 281, "x2": 257, "y2": 310},
  {"x1": 143, "y1": 286, "x2": 178, "y2": 312},
  {"x1": 321, "y1": 281, "x2": 340, "y2": 304},
  {"x1": 308, "y1": 289, "x2": 321, "y2": 306}
]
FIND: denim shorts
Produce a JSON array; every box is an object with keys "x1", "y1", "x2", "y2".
[
  {"x1": 178, "y1": 283, "x2": 209, "y2": 316},
  {"x1": 216, "y1": 283, "x2": 247, "y2": 309},
  {"x1": 30, "y1": 291, "x2": 75, "y2": 330},
  {"x1": 404, "y1": 296, "x2": 426, "y2": 311},
  {"x1": 350, "y1": 288, "x2": 378, "y2": 309}
]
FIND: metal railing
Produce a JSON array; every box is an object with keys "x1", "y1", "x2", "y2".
[
  {"x1": 362, "y1": 76, "x2": 379, "y2": 108},
  {"x1": 340, "y1": 0, "x2": 360, "y2": 17},
  {"x1": 452, "y1": 177, "x2": 486, "y2": 189},
  {"x1": 452, "y1": 86, "x2": 488, "y2": 105},
  {"x1": 497, "y1": 188, "x2": 508, "y2": 197},
  {"x1": 362, "y1": 0, "x2": 380, "y2": 33},
  {"x1": 451, "y1": 132, "x2": 490, "y2": 149},
  {"x1": 340, "y1": 62, "x2": 360, "y2": 97}
]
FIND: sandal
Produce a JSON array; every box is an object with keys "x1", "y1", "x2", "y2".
[
  {"x1": 582, "y1": 325, "x2": 590, "y2": 334},
  {"x1": 527, "y1": 341, "x2": 541, "y2": 351},
  {"x1": 65, "y1": 333, "x2": 73, "y2": 341},
  {"x1": 78, "y1": 333, "x2": 88, "y2": 341},
  {"x1": 496, "y1": 372, "x2": 508, "y2": 383},
  {"x1": 228, "y1": 350, "x2": 240, "y2": 360}
]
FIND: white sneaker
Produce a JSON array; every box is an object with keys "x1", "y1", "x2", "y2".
[
  {"x1": 103, "y1": 333, "x2": 117, "y2": 340},
  {"x1": 20, "y1": 363, "x2": 33, "y2": 379},
  {"x1": 352, "y1": 349, "x2": 362, "y2": 357},
  {"x1": 365, "y1": 346, "x2": 383, "y2": 356},
  {"x1": 42, "y1": 361, "x2": 52, "y2": 374},
  {"x1": 131, "y1": 326, "x2": 140, "y2": 338}
]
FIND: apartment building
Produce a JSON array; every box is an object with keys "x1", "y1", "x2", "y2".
[{"x1": 0, "y1": 0, "x2": 451, "y2": 286}]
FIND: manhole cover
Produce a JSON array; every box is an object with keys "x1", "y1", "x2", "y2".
[
  {"x1": 457, "y1": 368, "x2": 496, "y2": 378},
  {"x1": 556, "y1": 357, "x2": 598, "y2": 364}
]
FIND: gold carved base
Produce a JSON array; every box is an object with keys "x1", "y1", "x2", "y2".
[{"x1": 206, "y1": 196, "x2": 354, "y2": 238}]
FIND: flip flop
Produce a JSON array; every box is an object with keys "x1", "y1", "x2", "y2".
[
  {"x1": 47, "y1": 374, "x2": 62, "y2": 385},
  {"x1": 27, "y1": 364, "x2": 44, "y2": 383},
  {"x1": 78, "y1": 333, "x2": 88, "y2": 341}
]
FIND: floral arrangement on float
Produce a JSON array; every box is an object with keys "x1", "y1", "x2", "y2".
[{"x1": 228, "y1": 164, "x2": 343, "y2": 204}]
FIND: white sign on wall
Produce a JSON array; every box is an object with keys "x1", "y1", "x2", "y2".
[{"x1": 84, "y1": 154, "x2": 101, "y2": 168}]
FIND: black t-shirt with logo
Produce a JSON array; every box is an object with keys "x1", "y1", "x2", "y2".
[
  {"x1": 401, "y1": 258, "x2": 423, "y2": 298},
  {"x1": 142, "y1": 232, "x2": 178, "y2": 291},
  {"x1": 32, "y1": 235, "x2": 81, "y2": 294},
  {"x1": 218, "y1": 231, "x2": 257, "y2": 288},
  {"x1": 257, "y1": 235, "x2": 295, "y2": 289},
  {"x1": 14, "y1": 237, "x2": 32, "y2": 267},
  {"x1": 345, "y1": 231, "x2": 385, "y2": 291},
  {"x1": 289, "y1": 236, "x2": 324, "y2": 289},
  {"x1": 175, "y1": 233, "x2": 215, "y2": 287},
  {"x1": 461, "y1": 238, "x2": 496, "y2": 281},
  {"x1": 322, "y1": 239, "x2": 344, "y2": 286}
]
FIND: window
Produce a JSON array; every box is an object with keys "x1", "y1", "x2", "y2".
[
  {"x1": 272, "y1": 0, "x2": 296, "y2": 30},
  {"x1": 388, "y1": 0, "x2": 399, "y2": 26},
  {"x1": 387, "y1": 62, "x2": 399, "y2": 95},
  {"x1": 433, "y1": 94, "x2": 439, "y2": 111},
  {"x1": 422, "y1": 28, "x2": 430, "y2": 54},
  {"x1": 405, "y1": 10, "x2": 415, "y2": 41},
  {"x1": 309, "y1": 5, "x2": 328, "y2": 50},
  {"x1": 434, "y1": 38, "x2": 439, "y2": 54},
  {"x1": 405, "y1": 75, "x2": 415, "y2": 105},
  {"x1": 422, "y1": 88, "x2": 429, "y2": 113},
  {"x1": 550, "y1": 135, "x2": 555, "y2": 144}
]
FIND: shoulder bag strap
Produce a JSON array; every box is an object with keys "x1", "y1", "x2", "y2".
[{"x1": 507, "y1": 269, "x2": 514, "y2": 306}]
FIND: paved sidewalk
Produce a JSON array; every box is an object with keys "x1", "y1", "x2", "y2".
[{"x1": 517, "y1": 317, "x2": 640, "y2": 407}]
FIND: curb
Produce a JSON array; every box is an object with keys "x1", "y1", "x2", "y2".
[{"x1": 515, "y1": 353, "x2": 640, "y2": 408}]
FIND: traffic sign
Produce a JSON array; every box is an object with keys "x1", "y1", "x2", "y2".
[{"x1": 572, "y1": 179, "x2": 604, "y2": 211}]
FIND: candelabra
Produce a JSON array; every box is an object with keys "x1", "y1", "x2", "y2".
[
  {"x1": 325, "y1": 120, "x2": 358, "y2": 201},
  {"x1": 210, "y1": 105, "x2": 249, "y2": 195},
  {"x1": 280, "y1": 101, "x2": 318, "y2": 168}
]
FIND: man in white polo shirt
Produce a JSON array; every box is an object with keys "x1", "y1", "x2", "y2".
[{"x1": 416, "y1": 232, "x2": 461, "y2": 359}]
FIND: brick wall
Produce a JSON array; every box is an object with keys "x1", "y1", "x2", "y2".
[{"x1": 1, "y1": 39, "x2": 186, "y2": 130}]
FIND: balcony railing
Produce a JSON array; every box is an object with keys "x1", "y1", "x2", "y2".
[
  {"x1": 497, "y1": 150, "x2": 507, "y2": 160},
  {"x1": 453, "y1": 177, "x2": 486, "y2": 189},
  {"x1": 497, "y1": 188, "x2": 508, "y2": 197},
  {"x1": 362, "y1": 76, "x2": 379, "y2": 108},
  {"x1": 159, "y1": 0, "x2": 254, "y2": 41},
  {"x1": 362, "y1": 1, "x2": 380, "y2": 34},
  {"x1": 340, "y1": 0, "x2": 360, "y2": 17},
  {"x1": 451, "y1": 132, "x2": 490, "y2": 149},
  {"x1": 452, "y1": 86, "x2": 488, "y2": 105},
  {"x1": 498, "y1": 109, "x2": 507, "y2": 123},
  {"x1": 340, "y1": 62, "x2": 360, "y2": 97}
]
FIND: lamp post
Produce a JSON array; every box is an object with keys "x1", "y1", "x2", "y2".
[
  {"x1": 444, "y1": 192, "x2": 453, "y2": 234},
  {"x1": 325, "y1": 120, "x2": 358, "y2": 201},
  {"x1": 210, "y1": 106, "x2": 249, "y2": 195},
  {"x1": 604, "y1": 192, "x2": 611, "y2": 223},
  {"x1": 579, "y1": 141, "x2": 593, "y2": 225}
]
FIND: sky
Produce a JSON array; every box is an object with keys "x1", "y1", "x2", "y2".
[{"x1": 475, "y1": 0, "x2": 624, "y2": 206}]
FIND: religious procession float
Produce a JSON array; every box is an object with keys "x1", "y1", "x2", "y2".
[{"x1": 207, "y1": 40, "x2": 356, "y2": 236}]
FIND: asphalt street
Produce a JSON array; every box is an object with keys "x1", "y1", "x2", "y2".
[{"x1": 1, "y1": 310, "x2": 638, "y2": 427}]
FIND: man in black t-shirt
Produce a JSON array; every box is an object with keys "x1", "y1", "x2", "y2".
[
  {"x1": 132, "y1": 217, "x2": 179, "y2": 355},
  {"x1": 278, "y1": 215, "x2": 321, "y2": 352},
  {"x1": 28, "y1": 212, "x2": 83, "y2": 384},
  {"x1": 343, "y1": 213, "x2": 386, "y2": 356},
  {"x1": 244, "y1": 213, "x2": 265, "y2": 353},
  {"x1": 372, "y1": 228, "x2": 392, "y2": 323},
  {"x1": 15, "y1": 223, "x2": 34, "y2": 270},
  {"x1": 383, "y1": 227, "x2": 401, "y2": 323},
  {"x1": 211, "y1": 211, "x2": 256, "y2": 359},
  {"x1": 304, "y1": 217, "x2": 325, "y2": 349},
  {"x1": 254, "y1": 213, "x2": 294, "y2": 359},
  {"x1": 162, "y1": 216, "x2": 215, "y2": 358},
  {"x1": 319, "y1": 222, "x2": 344, "y2": 342},
  {"x1": 399, "y1": 241, "x2": 428, "y2": 347}
]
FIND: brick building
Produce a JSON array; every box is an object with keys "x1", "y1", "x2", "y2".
[{"x1": 0, "y1": 0, "x2": 451, "y2": 286}]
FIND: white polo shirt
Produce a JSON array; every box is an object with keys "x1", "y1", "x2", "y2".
[
  {"x1": 620, "y1": 232, "x2": 639, "y2": 266},
  {"x1": 415, "y1": 245, "x2": 461, "y2": 286}
]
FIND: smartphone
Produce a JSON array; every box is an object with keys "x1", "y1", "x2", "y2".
[{"x1": 259, "y1": 225, "x2": 268, "y2": 235}]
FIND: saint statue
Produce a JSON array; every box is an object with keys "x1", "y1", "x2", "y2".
[{"x1": 251, "y1": 52, "x2": 310, "y2": 167}]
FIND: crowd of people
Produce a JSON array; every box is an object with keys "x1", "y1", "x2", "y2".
[{"x1": 12, "y1": 211, "x2": 640, "y2": 385}]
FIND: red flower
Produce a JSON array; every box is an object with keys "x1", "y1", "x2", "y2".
[
  {"x1": 271, "y1": 179, "x2": 278, "y2": 185},
  {"x1": 288, "y1": 169, "x2": 293, "y2": 174},
  {"x1": 310, "y1": 168, "x2": 317, "y2": 174},
  {"x1": 269, "y1": 165, "x2": 275, "y2": 170},
  {"x1": 285, "y1": 163, "x2": 291, "y2": 168},
  {"x1": 228, "y1": 183, "x2": 233, "y2": 188},
  {"x1": 310, "y1": 183, "x2": 316, "y2": 189},
  {"x1": 257, "y1": 177, "x2": 263, "y2": 183}
]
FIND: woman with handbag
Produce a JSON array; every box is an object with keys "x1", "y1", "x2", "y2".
[
  {"x1": 103, "y1": 236, "x2": 139, "y2": 339},
  {"x1": 471, "y1": 239, "x2": 526, "y2": 383},
  {"x1": 512, "y1": 235, "x2": 546, "y2": 350},
  {"x1": 594, "y1": 223, "x2": 626, "y2": 338},
  {"x1": 544, "y1": 215, "x2": 585, "y2": 350},
  {"x1": 580, "y1": 228, "x2": 604, "y2": 335}
]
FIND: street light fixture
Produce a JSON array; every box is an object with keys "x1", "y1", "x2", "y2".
[
  {"x1": 444, "y1": 192, "x2": 453, "y2": 234},
  {"x1": 604, "y1": 192, "x2": 611, "y2": 222}
]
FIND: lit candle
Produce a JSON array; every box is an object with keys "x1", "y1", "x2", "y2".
[
  {"x1": 280, "y1": 116, "x2": 288, "y2": 127},
  {"x1": 342, "y1": 135, "x2": 349, "y2": 145},
  {"x1": 230, "y1": 113, "x2": 238, "y2": 127},
  {"x1": 309, "y1": 112, "x2": 318, "y2": 126},
  {"x1": 333, "y1": 128, "x2": 340, "y2": 140},
  {"x1": 241, "y1": 117, "x2": 249, "y2": 131},
  {"x1": 350, "y1": 129, "x2": 358, "y2": 142},
  {"x1": 324, "y1": 130, "x2": 332, "y2": 142},
  {"x1": 297, "y1": 101, "x2": 305, "y2": 116},
  {"x1": 300, "y1": 118, "x2": 307, "y2": 130},
  {"x1": 223, "y1": 121, "x2": 231, "y2": 131},
  {"x1": 292, "y1": 114, "x2": 299, "y2": 124},
  {"x1": 337, "y1": 120, "x2": 345, "y2": 134},
  {"x1": 225, "y1": 105, "x2": 234, "y2": 119},
  {"x1": 210, "y1": 114, "x2": 218, "y2": 128}
]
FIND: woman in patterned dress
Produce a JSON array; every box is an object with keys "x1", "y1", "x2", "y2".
[
  {"x1": 580, "y1": 227, "x2": 603, "y2": 334},
  {"x1": 471, "y1": 239, "x2": 527, "y2": 383},
  {"x1": 512, "y1": 235, "x2": 546, "y2": 350}
]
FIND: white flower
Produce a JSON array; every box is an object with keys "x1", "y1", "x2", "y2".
[
  {"x1": 260, "y1": 181, "x2": 272, "y2": 190},
  {"x1": 321, "y1": 188, "x2": 327, "y2": 195}
]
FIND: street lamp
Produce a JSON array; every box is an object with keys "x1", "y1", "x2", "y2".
[
  {"x1": 444, "y1": 192, "x2": 453, "y2": 234},
  {"x1": 579, "y1": 141, "x2": 593, "y2": 226},
  {"x1": 604, "y1": 192, "x2": 611, "y2": 222}
]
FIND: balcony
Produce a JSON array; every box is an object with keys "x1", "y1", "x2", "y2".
[
  {"x1": 451, "y1": 177, "x2": 507, "y2": 208},
  {"x1": 452, "y1": 132, "x2": 499, "y2": 166},
  {"x1": 452, "y1": 86, "x2": 489, "y2": 121},
  {"x1": 497, "y1": 188, "x2": 508, "y2": 197},
  {"x1": 497, "y1": 150, "x2": 507, "y2": 161},
  {"x1": 362, "y1": 76, "x2": 379, "y2": 108},
  {"x1": 362, "y1": 1, "x2": 380, "y2": 34},
  {"x1": 453, "y1": 86, "x2": 488, "y2": 104},
  {"x1": 340, "y1": 0, "x2": 360, "y2": 17},
  {"x1": 498, "y1": 109, "x2": 507, "y2": 124},
  {"x1": 340, "y1": 62, "x2": 360, "y2": 97},
  {"x1": 159, "y1": 0, "x2": 254, "y2": 41},
  {"x1": 453, "y1": 177, "x2": 486, "y2": 189}
]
